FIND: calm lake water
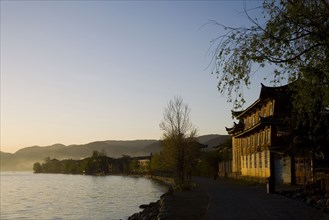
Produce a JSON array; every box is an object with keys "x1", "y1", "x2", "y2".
[{"x1": 0, "y1": 172, "x2": 167, "y2": 220}]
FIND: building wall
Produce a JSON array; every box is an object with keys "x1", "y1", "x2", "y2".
[
  {"x1": 231, "y1": 99, "x2": 274, "y2": 180},
  {"x1": 241, "y1": 150, "x2": 271, "y2": 178},
  {"x1": 274, "y1": 156, "x2": 292, "y2": 185},
  {"x1": 243, "y1": 100, "x2": 274, "y2": 129},
  {"x1": 235, "y1": 124, "x2": 272, "y2": 179},
  {"x1": 232, "y1": 137, "x2": 240, "y2": 173},
  {"x1": 282, "y1": 156, "x2": 292, "y2": 183},
  {"x1": 138, "y1": 159, "x2": 150, "y2": 169},
  {"x1": 295, "y1": 157, "x2": 312, "y2": 184},
  {"x1": 218, "y1": 160, "x2": 232, "y2": 178}
]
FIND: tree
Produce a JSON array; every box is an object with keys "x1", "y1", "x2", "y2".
[
  {"x1": 196, "y1": 151, "x2": 219, "y2": 176},
  {"x1": 159, "y1": 96, "x2": 199, "y2": 184},
  {"x1": 211, "y1": 0, "x2": 329, "y2": 156},
  {"x1": 149, "y1": 153, "x2": 165, "y2": 174},
  {"x1": 33, "y1": 162, "x2": 42, "y2": 173},
  {"x1": 85, "y1": 150, "x2": 110, "y2": 175},
  {"x1": 129, "y1": 159, "x2": 139, "y2": 174}
]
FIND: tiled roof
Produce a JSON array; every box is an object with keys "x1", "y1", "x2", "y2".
[{"x1": 231, "y1": 82, "x2": 293, "y2": 119}]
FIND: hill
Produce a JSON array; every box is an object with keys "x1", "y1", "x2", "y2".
[
  {"x1": 197, "y1": 134, "x2": 229, "y2": 151},
  {"x1": 0, "y1": 134, "x2": 229, "y2": 171}
]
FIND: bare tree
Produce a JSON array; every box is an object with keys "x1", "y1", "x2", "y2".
[{"x1": 159, "y1": 96, "x2": 199, "y2": 184}]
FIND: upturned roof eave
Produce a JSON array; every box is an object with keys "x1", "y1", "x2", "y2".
[
  {"x1": 231, "y1": 122, "x2": 262, "y2": 137},
  {"x1": 226, "y1": 122, "x2": 244, "y2": 135},
  {"x1": 232, "y1": 99, "x2": 262, "y2": 119},
  {"x1": 230, "y1": 117, "x2": 283, "y2": 137},
  {"x1": 231, "y1": 83, "x2": 290, "y2": 119}
]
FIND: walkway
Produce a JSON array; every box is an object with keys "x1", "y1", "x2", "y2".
[{"x1": 193, "y1": 177, "x2": 329, "y2": 220}]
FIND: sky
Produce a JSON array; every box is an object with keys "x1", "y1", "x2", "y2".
[{"x1": 1, "y1": 0, "x2": 268, "y2": 153}]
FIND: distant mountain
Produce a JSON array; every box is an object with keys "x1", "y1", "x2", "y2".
[
  {"x1": 0, "y1": 134, "x2": 229, "y2": 171},
  {"x1": 197, "y1": 134, "x2": 230, "y2": 151},
  {"x1": 142, "y1": 141, "x2": 162, "y2": 154}
]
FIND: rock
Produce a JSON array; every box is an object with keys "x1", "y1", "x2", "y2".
[
  {"x1": 148, "y1": 202, "x2": 157, "y2": 207},
  {"x1": 306, "y1": 197, "x2": 312, "y2": 204},
  {"x1": 139, "y1": 204, "x2": 149, "y2": 209},
  {"x1": 128, "y1": 212, "x2": 140, "y2": 220},
  {"x1": 128, "y1": 198, "x2": 162, "y2": 219},
  {"x1": 128, "y1": 187, "x2": 176, "y2": 220}
]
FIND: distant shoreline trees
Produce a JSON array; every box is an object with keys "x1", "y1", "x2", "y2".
[{"x1": 33, "y1": 150, "x2": 150, "y2": 175}]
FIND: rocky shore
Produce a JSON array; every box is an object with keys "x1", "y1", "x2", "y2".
[
  {"x1": 128, "y1": 190, "x2": 174, "y2": 220},
  {"x1": 127, "y1": 183, "x2": 209, "y2": 220},
  {"x1": 127, "y1": 179, "x2": 329, "y2": 219}
]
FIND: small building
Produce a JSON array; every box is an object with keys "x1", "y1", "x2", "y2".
[
  {"x1": 138, "y1": 159, "x2": 150, "y2": 169},
  {"x1": 225, "y1": 83, "x2": 313, "y2": 185},
  {"x1": 136, "y1": 156, "x2": 151, "y2": 172},
  {"x1": 215, "y1": 145, "x2": 232, "y2": 178}
]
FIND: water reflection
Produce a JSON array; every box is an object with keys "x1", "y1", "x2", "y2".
[{"x1": 0, "y1": 172, "x2": 166, "y2": 220}]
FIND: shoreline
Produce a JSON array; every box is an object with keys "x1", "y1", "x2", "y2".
[
  {"x1": 127, "y1": 176, "x2": 209, "y2": 220},
  {"x1": 127, "y1": 189, "x2": 174, "y2": 220},
  {"x1": 146, "y1": 175, "x2": 175, "y2": 186},
  {"x1": 127, "y1": 175, "x2": 175, "y2": 220}
]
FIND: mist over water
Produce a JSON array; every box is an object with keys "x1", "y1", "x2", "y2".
[{"x1": 0, "y1": 172, "x2": 166, "y2": 220}]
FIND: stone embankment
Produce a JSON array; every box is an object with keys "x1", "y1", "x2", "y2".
[
  {"x1": 147, "y1": 175, "x2": 175, "y2": 186},
  {"x1": 128, "y1": 190, "x2": 173, "y2": 220},
  {"x1": 128, "y1": 175, "x2": 175, "y2": 220}
]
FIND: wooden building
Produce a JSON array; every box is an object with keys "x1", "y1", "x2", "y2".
[
  {"x1": 216, "y1": 146, "x2": 232, "y2": 178},
  {"x1": 225, "y1": 83, "x2": 311, "y2": 184}
]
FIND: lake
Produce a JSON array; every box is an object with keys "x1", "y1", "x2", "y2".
[{"x1": 0, "y1": 172, "x2": 167, "y2": 220}]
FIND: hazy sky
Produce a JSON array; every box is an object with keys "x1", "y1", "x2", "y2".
[{"x1": 1, "y1": 0, "x2": 267, "y2": 153}]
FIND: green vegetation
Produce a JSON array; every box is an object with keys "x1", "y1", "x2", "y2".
[
  {"x1": 1, "y1": 135, "x2": 227, "y2": 171},
  {"x1": 149, "y1": 153, "x2": 166, "y2": 174},
  {"x1": 195, "y1": 138, "x2": 232, "y2": 176},
  {"x1": 2, "y1": 140, "x2": 158, "y2": 171},
  {"x1": 211, "y1": 0, "x2": 329, "y2": 157},
  {"x1": 195, "y1": 151, "x2": 219, "y2": 176},
  {"x1": 33, "y1": 151, "x2": 150, "y2": 175}
]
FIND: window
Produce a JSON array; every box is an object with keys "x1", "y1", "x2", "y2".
[
  {"x1": 256, "y1": 133, "x2": 259, "y2": 146},
  {"x1": 259, "y1": 152, "x2": 262, "y2": 168},
  {"x1": 254, "y1": 154, "x2": 257, "y2": 168},
  {"x1": 250, "y1": 154, "x2": 252, "y2": 168},
  {"x1": 265, "y1": 150, "x2": 269, "y2": 168},
  {"x1": 242, "y1": 156, "x2": 244, "y2": 168},
  {"x1": 267, "y1": 129, "x2": 271, "y2": 143},
  {"x1": 246, "y1": 155, "x2": 248, "y2": 168},
  {"x1": 269, "y1": 103, "x2": 273, "y2": 116},
  {"x1": 251, "y1": 135, "x2": 253, "y2": 147},
  {"x1": 263, "y1": 105, "x2": 267, "y2": 117},
  {"x1": 263, "y1": 130, "x2": 266, "y2": 144}
]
